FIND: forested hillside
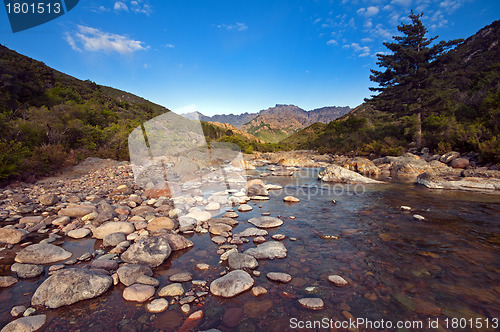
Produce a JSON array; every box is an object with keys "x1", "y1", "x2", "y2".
[{"x1": 286, "y1": 19, "x2": 500, "y2": 163}]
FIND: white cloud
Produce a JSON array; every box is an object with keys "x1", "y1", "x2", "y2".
[
  {"x1": 217, "y1": 22, "x2": 248, "y2": 31},
  {"x1": 361, "y1": 37, "x2": 373, "y2": 43},
  {"x1": 163, "y1": 43, "x2": 175, "y2": 48},
  {"x1": 364, "y1": 19, "x2": 373, "y2": 28},
  {"x1": 130, "y1": 0, "x2": 152, "y2": 15},
  {"x1": 64, "y1": 25, "x2": 148, "y2": 55},
  {"x1": 114, "y1": 1, "x2": 128, "y2": 11},
  {"x1": 344, "y1": 42, "x2": 371, "y2": 57},
  {"x1": 439, "y1": 0, "x2": 464, "y2": 13},
  {"x1": 313, "y1": 18, "x2": 321, "y2": 24},
  {"x1": 326, "y1": 39, "x2": 337, "y2": 45},
  {"x1": 391, "y1": 0, "x2": 412, "y2": 6},
  {"x1": 357, "y1": 6, "x2": 379, "y2": 17}
]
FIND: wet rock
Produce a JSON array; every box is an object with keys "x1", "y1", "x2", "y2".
[
  {"x1": 236, "y1": 228, "x2": 268, "y2": 237},
  {"x1": 92, "y1": 222, "x2": 135, "y2": 239},
  {"x1": 266, "y1": 272, "x2": 291, "y2": 283},
  {"x1": 400, "y1": 205, "x2": 412, "y2": 211},
  {"x1": 222, "y1": 212, "x2": 239, "y2": 218},
  {"x1": 11, "y1": 263, "x2": 44, "y2": 279},
  {"x1": 162, "y1": 233, "x2": 194, "y2": 251},
  {"x1": 248, "y1": 217, "x2": 283, "y2": 229},
  {"x1": 415, "y1": 172, "x2": 500, "y2": 191},
  {"x1": 298, "y1": 298, "x2": 324, "y2": 310},
  {"x1": 227, "y1": 252, "x2": 258, "y2": 270},
  {"x1": 121, "y1": 236, "x2": 171, "y2": 267},
  {"x1": 146, "y1": 298, "x2": 169, "y2": 313},
  {"x1": 52, "y1": 216, "x2": 70, "y2": 226},
  {"x1": 223, "y1": 307, "x2": 244, "y2": 328},
  {"x1": 158, "y1": 283, "x2": 184, "y2": 297},
  {"x1": 271, "y1": 234, "x2": 285, "y2": 241},
  {"x1": 413, "y1": 214, "x2": 425, "y2": 221},
  {"x1": 0, "y1": 276, "x2": 19, "y2": 288},
  {"x1": 67, "y1": 228, "x2": 91, "y2": 239},
  {"x1": 283, "y1": 196, "x2": 300, "y2": 203},
  {"x1": 19, "y1": 216, "x2": 43, "y2": 225},
  {"x1": 136, "y1": 275, "x2": 159, "y2": 287},
  {"x1": 244, "y1": 241, "x2": 287, "y2": 260},
  {"x1": 103, "y1": 232, "x2": 126, "y2": 247},
  {"x1": 90, "y1": 259, "x2": 118, "y2": 271},
  {"x1": 243, "y1": 299, "x2": 273, "y2": 318},
  {"x1": 440, "y1": 151, "x2": 461, "y2": 164},
  {"x1": 10, "y1": 305, "x2": 26, "y2": 317},
  {"x1": 205, "y1": 202, "x2": 220, "y2": 211},
  {"x1": 0, "y1": 228, "x2": 28, "y2": 245},
  {"x1": 461, "y1": 169, "x2": 500, "y2": 178},
  {"x1": 207, "y1": 218, "x2": 239, "y2": 227},
  {"x1": 170, "y1": 272, "x2": 192, "y2": 283},
  {"x1": 15, "y1": 243, "x2": 72, "y2": 264},
  {"x1": 58, "y1": 206, "x2": 94, "y2": 218},
  {"x1": 131, "y1": 206, "x2": 155, "y2": 216},
  {"x1": 117, "y1": 264, "x2": 153, "y2": 286},
  {"x1": 342, "y1": 157, "x2": 381, "y2": 175},
  {"x1": 450, "y1": 158, "x2": 469, "y2": 169},
  {"x1": 181, "y1": 304, "x2": 191, "y2": 314},
  {"x1": 318, "y1": 164, "x2": 382, "y2": 184},
  {"x1": 0, "y1": 314, "x2": 46, "y2": 332},
  {"x1": 237, "y1": 204, "x2": 252, "y2": 212},
  {"x1": 196, "y1": 263, "x2": 210, "y2": 270},
  {"x1": 253, "y1": 236, "x2": 266, "y2": 244},
  {"x1": 209, "y1": 223, "x2": 232, "y2": 235},
  {"x1": 328, "y1": 274, "x2": 349, "y2": 287},
  {"x1": 146, "y1": 217, "x2": 175, "y2": 231},
  {"x1": 179, "y1": 310, "x2": 203, "y2": 331},
  {"x1": 123, "y1": 284, "x2": 155, "y2": 302},
  {"x1": 185, "y1": 210, "x2": 212, "y2": 222},
  {"x1": 251, "y1": 286, "x2": 268, "y2": 296},
  {"x1": 31, "y1": 268, "x2": 112, "y2": 309},
  {"x1": 210, "y1": 270, "x2": 254, "y2": 298},
  {"x1": 211, "y1": 236, "x2": 226, "y2": 245}
]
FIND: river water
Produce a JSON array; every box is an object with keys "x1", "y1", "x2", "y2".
[{"x1": 1, "y1": 167, "x2": 499, "y2": 331}]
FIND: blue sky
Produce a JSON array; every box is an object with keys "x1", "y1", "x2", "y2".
[{"x1": 1, "y1": 0, "x2": 499, "y2": 115}]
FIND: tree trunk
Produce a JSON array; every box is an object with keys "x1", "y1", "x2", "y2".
[{"x1": 416, "y1": 111, "x2": 422, "y2": 149}]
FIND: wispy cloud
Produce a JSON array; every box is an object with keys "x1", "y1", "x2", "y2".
[
  {"x1": 439, "y1": 0, "x2": 464, "y2": 14},
  {"x1": 104, "y1": 0, "x2": 152, "y2": 15},
  {"x1": 357, "y1": 6, "x2": 380, "y2": 17},
  {"x1": 114, "y1": 1, "x2": 128, "y2": 11},
  {"x1": 344, "y1": 42, "x2": 371, "y2": 57},
  {"x1": 130, "y1": 0, "x2": 152, "y2": 15},
  {"x1": 216, "y1": 22, "x2": 248, "y2": 31},
  {"x1": 64, "y1": 25, "x2": 148, "y2": 55},
  {"x1": 163, "y1": 43, "x2": 175, "y2": 48},
  {"x1": 391, "y1": 0, "x2": 413, "y2": 6},
  {"x1": 326, "y1": 39, "x2": 337, "y2": 45}
]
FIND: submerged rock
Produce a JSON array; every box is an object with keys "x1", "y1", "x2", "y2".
[
  {"x1": 210, "y1": 270, "x2": 254, "y2": 298},
  {"x1": 298, "y1": 298, "x2": 324, "y2": 310},
  {"x1": 0, "y1": 314, "x2": 46, "y2": 332},
  {"x1": 121, "y1": 236, "x2": 171, "y2": 267},
  {"x1": 15, "y1": 243, "x2": 72, "y2": 265},
  {"x1": 247, "y1": 217, "x2": 283, "y2": 229},
  {"x1": 244, "y1": 241, "x2": 287, "y2": 260},
  {"x1": 227, "y1": 252, "x2": 258, "y2": 270},
  {"x1": 31, "y1": 268, "x2": 112, "y2": 309},
  {"x1": 318, "y1": 164, "x2": 382, "y2": 184}
]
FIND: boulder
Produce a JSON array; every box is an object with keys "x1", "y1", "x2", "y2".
[
  {"x1": 227, "y1": 252, "x2": 258, "y2": 270},
  {"x1": 31, "y1": 268, "x2": 112, "y2": 308},
  {"x1": 122, "y1": 284, "x2": 155, "y2": 302},
  {"x1": 244, "y1": 241, "x2": 287, "y2": 260},
  {"x1": 450, "y1": 158, "x2": 470, "y2": 169},
  {"x1": 92, "y1": 222, "x2": 135, "y2": 239},
  {"x1": 15, "y1": 243, "x2": 72, "y2": 264},
  {"x1": 117, "y1": 264, "x2": 153, "y2": 286},
  {"x1": 121, "y1": 236, "x2": 171, "y2": 267},
  {"x1": 11, "y1": 263, "x2": 44, "y2": 278},
  {"x1": 247, "y1": 217, "x2": 283, "y2": 229},
  {"x1": 146, "y1": 217, "x2": 174, "y2": 231},
  {"x1": 0, "y1": 228, "x2": 28, "y2": 244},
  {"x1": 39, "y1": 194, "x2": 58, "y2": 206},
  {"x1": 210, "y1": 270, "x2": 254, "y2": 298},
  {"x1": 440, "y1": 151, "x2": 461, "y2": 164},
  {"x1": 0, "y1": 315, "x2": 46, "y2": 332},
  {"x1": 342, "y1": 157, "x2": 381, "y2": 175},
  {"x1": 162, "y1": 233, "x2": 194, "y2": 251},
  {"x1": 415, "y1": 172, "x2": 500, "y2": 192},
  {"x1": 318, "y1": 164, "x2": 382, "y2": 184},
  {"x1": 102, "y1": 232, "x2": 126, "y2": 247}
]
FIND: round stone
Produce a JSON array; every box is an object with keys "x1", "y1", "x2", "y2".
[{"x1": 146, "y1": 298, "x2": 169, "y2": 313}]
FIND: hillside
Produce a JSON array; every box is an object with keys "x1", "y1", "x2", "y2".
[
  {"x1": 286, "y1": 20, "x2": 500, "y2": 163},
  {"x1": 241, "y1": 104, "x2": 350, "y2": 143},
  {"x1": 0, "y1": 45, "x2": 190, "y2": 181}
]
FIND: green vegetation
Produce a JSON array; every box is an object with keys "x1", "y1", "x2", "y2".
[
  {"x1": 0, "y1": 45, "x2": 168, "y2": 181},
  {"x1": 285, "y1": 17, "x2": 500, "y2": 163}
]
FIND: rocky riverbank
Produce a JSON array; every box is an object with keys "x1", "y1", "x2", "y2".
[{"x1": 0, "y1": 149, "x2": 499, "y2": 331}]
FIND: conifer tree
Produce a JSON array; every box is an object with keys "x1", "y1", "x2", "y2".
[{"x1": 367, "y1": 10, "x2": 462, "y2": 148}]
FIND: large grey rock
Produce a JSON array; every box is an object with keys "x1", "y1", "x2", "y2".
[
  {"x1": 244, "y1": 241, "x2": 287, "y2": 260},
  {"x1": 11, "y1": 263, "x2": 44, "y2": 279},
  {"x1": 415, "y1": 172, "x2": 500, "y2": 192},
  {"x1": 31, "y1": 269, "x2": 112, "y2": 308},
  {"x1": 39, "y1": 193, "x2": 58, "y2": 206},
  {"x1": 15, "y1": 243, "x2": 72, "y2": 264},
  {"x1": 248, "y1": 217, "x2": 283, "y2": 229},
  {"x1": 0, "y1": 228, "x2": 28, "y2": 244},
  {"x1": 318, "y1": 164, "x2": 382, "y2": 184},
  {"x1": 102, "y1": 232, "x2": 126, "y2": 247},
  {"x1": 121, "y1": 236, "x2": 171, "y2": 267},
  {"x1": 92, "y1": 222, "x2": 135, "y2": 239},
  {"x1": 209, "y1": 270, "x2": 254, "y2": 298},
  {"x1": 116, "y1": 264, "x2": 153, "y2": 286},
  {"x1": 0, "y1": 314, "x2": 46, "y2": 332},
  {"x1": 227, "y1": 252, "x2": 258, "y2": 270},
  {"x1": 236, "y1": 227, "x2": 268, "y2": 237}
]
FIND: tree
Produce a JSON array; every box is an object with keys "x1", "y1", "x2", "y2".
[{"x1": 367, "y1": 10, "x2": 462, "y2": 148}]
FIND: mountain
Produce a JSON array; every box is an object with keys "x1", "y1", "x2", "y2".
[
  {"x1": 241, "y1": 104, "x2": 351, "y2": 143},
  {"x1": 286, "y1": 20, "x2": 500, "y2": 162},
  {"x1": 181, "y1": 111, "x2": 258, "y2": 128}
]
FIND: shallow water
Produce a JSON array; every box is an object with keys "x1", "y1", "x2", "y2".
[{"x1": 1, "y1": 168, "x2": 499, "y2": 331}]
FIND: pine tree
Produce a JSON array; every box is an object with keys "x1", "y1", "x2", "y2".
[{"x1": 367, "y1": 10, "x2": 462, "y2": 148}]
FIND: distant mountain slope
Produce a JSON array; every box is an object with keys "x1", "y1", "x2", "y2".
[
  {"x1": 241, "y1": 104, "x2": 350, "y2": 143},
  {"x1": 287, "y1": 20, "x2": 500, "y2": 162},
  {"x1": 181, "y1": 111, "x2": 258, "y2": 128}
]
